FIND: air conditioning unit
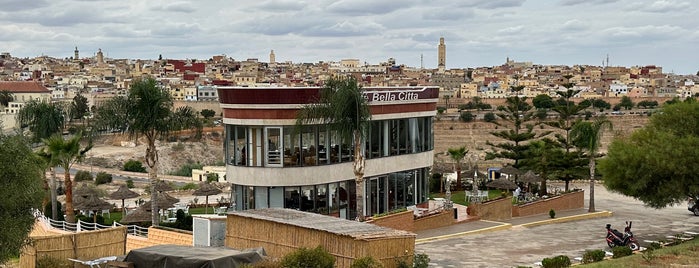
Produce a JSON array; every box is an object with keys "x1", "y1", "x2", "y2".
[{"x1": 192, "y1": 215, "x2": 227, "y2": 247}]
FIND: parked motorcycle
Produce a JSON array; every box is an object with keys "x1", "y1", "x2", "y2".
[
  {"x1": 689, "y1": 196, "x2": 699, "y2": 216},
  {"x1": 605, "y1": 221, "x2": 640, "y2": 250}
]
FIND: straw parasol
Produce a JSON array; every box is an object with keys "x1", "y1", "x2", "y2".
[
  {"x1": 193, "y1": 182, "x2": 222, "y2": 214},
  {"x1": 154, "y1": 180, "x2": 174, "y2": 192},
  {"x1": 108, "y1": 185, "x2": 140, "y2": 218},
  {"x1": 73, "y1": 183, "x2": 100, "y2": 199},
  {"x1": 499, "y1": 165, "x2": 522, "y2": 176},
  {"x1": 73, "y1": 195, "x2": 112, "y2": 223},
  {"x1": 486, "y1": 179, "x2": 517, "y2": 190},
  {"x1": 141, "y1": 192, "x2": 180, "y2": 209},
  {"x1": 519, "y1": 170, "x2": 542, "y2": 183},
  {"x1": 119, "y1": 205, "x2": 152, "y2": 224}
]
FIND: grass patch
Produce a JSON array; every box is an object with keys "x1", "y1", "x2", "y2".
[{"x1": 578, "y1": 238, "x2": 699, "y2": 267}]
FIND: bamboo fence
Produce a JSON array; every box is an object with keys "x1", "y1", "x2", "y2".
[
  {"x1": 20, "y1": 226, "x2": 127, "y2": 267},
  {"x1": 226, "y1": 208, "x2": 415, "y2": 268}
]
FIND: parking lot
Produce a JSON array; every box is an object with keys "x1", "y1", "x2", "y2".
[{"x1": 416, "y1": 182, "x2": 699, "y2": 267}]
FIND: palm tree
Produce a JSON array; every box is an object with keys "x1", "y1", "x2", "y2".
[
  {"x1": 570, "y1": 117, "x2": 612, "y2": 212},
  {"x1": 16, "y1": 100, "x2": 64, "y2": 142},
  {"x1": 447, "y1": 146, "x2": 468, "y2": 191},
  {"x1": 0, "y1": 90, "x2": 14, "y2": 107},
  {"x1": 295, "y1": 77, "x2": 371, "y2": 221},
  {"x1": 124, "y1": 77, "x2": 201, "y2": 225},
  {"x1": 39, "y1": 132, "x2": 92, "y2": 223}
]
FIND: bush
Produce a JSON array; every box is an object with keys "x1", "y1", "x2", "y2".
[
  {"x1": 180, "y1": 183, "x2": 198, "y2": 191},
  {"x1": 541, "y1": 255, "x2": 570, "y2": 268},
  {"x1": 549, "y1": 209, "x2": 556, "y2": 218},
  {"x1": 36, "y1": 255, "x2": 72, "y2": 268},
  {"x1": 43, "y1": 202, "x2": 65, "y2": 221},
  {"x1": 648, "y1": 241, "x2": 662, "y2": 250},
  {"x1": 170, "y1": 161, "x2": 204, "y2": 177},
  {"x1": 484, "y1": 112, "x2": 497, "y2": 123},
  {"x1": 126, "y1": 179, "x2": 134, "y2": 188},
  {"x1": 74, "y1": 170, "x2": 93, "y2": 182},
  {"x1": 280, "y1": 246, "x2": 335, "y2": 268},
  {"x1": 459, "y1": 111, "x2": 475, "y2": 122},
  {"x1": 95, "y1": 172, "x2": 112, "y2": 185},
  {"x1": 351, "y1": 256, "x2": 384, "y2": 268},
  {"x1": 123, "y1": 160, "x2": 147, "y2": 173},
  {"x1": 611, "y1": 246, "x2": 633, "y2": 258},
  {"x1": 171, "y1": 142, "x2": 186, "y2": 151},
  {"x1": 413, "y1": 253, "x2": 430, "y2": 268},
  {"x1": 581, "y1": 249, "x2": 606, "y2": 263}
]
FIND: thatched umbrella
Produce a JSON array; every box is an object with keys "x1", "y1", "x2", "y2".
[
  {"x1": 154, "y1": 180, "x2": 174, "y2": 192},
  {"x1": 73, "y1": 195, "x2": 112, "y2": 223},
  {"x1": 486, "y1": 179, "x2": 517, "y2": 190},
  {"x1": 73, "y1": 183, "x2": 100, "y2": 199},
  {"x1": 108, "y1": 185, "x2": 139, "y2": 218},
  {"x1": 141, "y1": 192, "x2": 180, "y2": 209},
  {"x1": 519, "y1": 170, "x2": 542, "y2": 183},
  {"x1": 193, "y1": 182, "x2": 222, "y2": 214},
  {"x1": 119, "y1": 205, "x2": 151, "y2": 224},
  {"x1": 500, "y1": 165, "x2": 522, "y2": 176}
]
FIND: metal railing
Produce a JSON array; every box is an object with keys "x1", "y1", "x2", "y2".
[{"x1": 35, "y1": 210, "x2": 149, "y2": 237}]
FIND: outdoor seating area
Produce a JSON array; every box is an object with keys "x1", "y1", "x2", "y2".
[{"x1": 465, "y1": 190, "x2": 489, "y2": 203}]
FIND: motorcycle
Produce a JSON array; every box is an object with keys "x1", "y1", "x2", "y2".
[
  {"x1": 605, "y1": 221, "x2": 640, "y2": 251},
  {"x1": 689, "y1": 196, "x2": 699, "y2": 216}
]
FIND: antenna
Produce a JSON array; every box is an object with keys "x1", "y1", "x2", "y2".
[{"x1": 420, "y1": 53, "x2": 424, "y2": 69}]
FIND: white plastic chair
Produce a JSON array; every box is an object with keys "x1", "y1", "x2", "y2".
[
  {"x1": 101, "y1": 209, "x2": 110, "y2": 218},
  {"x1": 68, "y1": 256, "x2": 117, "y2": 268}
]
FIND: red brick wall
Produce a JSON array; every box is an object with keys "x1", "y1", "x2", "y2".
[
  {"x1": 413, "y1": 210, "x2": 454, "y2": 231},
  {"x1": 368, "y1": 210, "x2": 415, "y2": 232},
  {"x1": 512, "y1": 190, "x2": 584, "y2": 217},
  {"x1": 470, "y1": 197, "x2": 513, "y2": 221}
]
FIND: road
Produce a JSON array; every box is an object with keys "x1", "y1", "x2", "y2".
[{"x1": 416, "y1": 182, "x2": 699, "y2": 267}]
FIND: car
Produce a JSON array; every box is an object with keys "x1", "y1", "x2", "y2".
[
  {"x1": 611, "y1": 111, "x2": 624, "y2": 115},
  {"x1": 689, "y1": 196, "x2": 699, "y2": 216}
]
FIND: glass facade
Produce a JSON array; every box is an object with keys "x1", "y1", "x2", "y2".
[
  {"x1": 225, "y1": 117, "x2": 433, "y2": 167},
  {"x1": 231, "y1": 167, "x2": 429, "y2": 220}
]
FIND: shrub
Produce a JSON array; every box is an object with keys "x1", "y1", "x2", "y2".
[
  {"x1": 413, "y1": 253, "x2": 430, "y2": 268},
  {"x1": 642, "y1": 248, "x2": 656, "y2": 264},
  {"x1": 171, "y1": 142, "x2": 186, "y2": 151},
  {"x1": 180, "y1": 183, "x2": 198, "y2": 191},
  {"x1": 581, "y1": 249, "x2": 606, "y2": 263},
  {"x1": 611, "y1": 246, "x2": 632, "y2": 258},
  {"x1": 541, "y1": 255, "x2": 570, "y2": 268},
  {"x1": 280, "y1": 246, "x2": 335, "y2": 268},
  {"x1": 74, "y1": 170, "x2": 93, "y2": 182},
  {"x1": 549, "y1": 209, "x2": 556, "y2": 218},
  {"x1": 123, "y1": 160, "x2": 147, "y2": 173},
  {"x1": 126, "y1": 179, "x2": 134, "y2": 188},
  {"x1": 43, "y1": 202, "x2": 65, "y2": 221},
  {"x1": 648, "y1": 242, "x2": 662, "y2": 250},
  {"x1": 36, "y1": 255, "x2": 72, "y2": 268},
  {"x1": 459, "y1": 111, "x2": 475, "y2": 122},
  {"x1": 95, "y1": 172, "x2": 112, "y2": 185},
  {"x1": 170, "y1": 161, "x2": 204, "y2": 176},
  {"x1": 484, "y1": 112, "x2": 496, "y2": 123},
  {"x1": 351, "y1": 256, "x2": 384, "y2": 268}
]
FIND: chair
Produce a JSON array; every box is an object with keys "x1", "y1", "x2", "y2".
[
  {"x1": 68, "y1": 256, "x2": 117, "y2": 268},
  {"x1": 101, "y1": 209, "x2": 111, "y2": 218}
]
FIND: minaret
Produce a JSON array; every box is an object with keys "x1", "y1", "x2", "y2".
[
  {"x1": 96, "y1": 48, "x2": 104, "y2": 64},
  {"x1": 438, "y1": 37, "x2": 446, "y2": 72},
  {"x1": 269, "y1": 50, "x2": 276, "y2": 64},
  {"x1": 74, "y1": 46, "x2": 79, "y2": 60}
]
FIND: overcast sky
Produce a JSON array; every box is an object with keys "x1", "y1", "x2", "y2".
[{"x1": 1, "y1": 0, "x2": 697, "y2": 74}]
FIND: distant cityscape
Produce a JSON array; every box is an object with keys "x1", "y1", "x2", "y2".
[{"x1": 1, "y1": 38, "x2": 698, "y2": 129}]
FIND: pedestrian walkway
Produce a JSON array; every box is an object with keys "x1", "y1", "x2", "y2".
[{"x1": 415, "y1": 208, "x2": 612, "y2": 244}]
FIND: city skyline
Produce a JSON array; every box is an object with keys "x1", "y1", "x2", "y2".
[{"x1": 1, "y1": 0, "x2": 697, "y2": 74}]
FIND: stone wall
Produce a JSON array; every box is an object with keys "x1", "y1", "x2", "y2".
[{"x1": 512, "y1": 190, "x2": 584, "y2": 217}]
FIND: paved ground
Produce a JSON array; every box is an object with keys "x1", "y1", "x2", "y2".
[{"x1": 415, "y1": 182, "x2": 699, "y2": 267}]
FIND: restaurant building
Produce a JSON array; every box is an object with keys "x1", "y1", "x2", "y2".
[{"x1": 217, "y1": 86, "x2": 438, "y2": 219}]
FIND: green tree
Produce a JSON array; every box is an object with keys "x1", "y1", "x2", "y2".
[
  {"x1": 570, "y1": 117, "x2": 612, "y2": 212},
  {"x1": 519, "y1": 139, "x2": 562, "y2": 195},
  {"x1": 123, "y1": 159, "x2": 147, "y2": 173},
  {"x1": 17, "y1": 100, "x2": 65, "y2": 142},
  {"x1": 447, "y1": 146, "x2": 468, "y2": 191},
  {"x1": 200, "y1": 109, "x2": 216, "y2": 119},
  {"x1": 459, "y1": 111, "x2": 475, "y2": 122},
  {"x1": 93, "y1": 95, "x2": 130, "y2": 132},
  {"x1": 619, "y1": 95, "x2": 634, "y2": 110},
  {"x1": 486, "y1": 86, "x2": 549, "y2": 169},
  {"x1": 545, "y1": 89, "x2": 588, "y2": 191},
  {"x1": 0, "y1": 134, "x2": 45, "y2": 264},
  {"x1": 122, "y1": 77, "x2": 201, "y2": 225},
  {"x1": 483, "y1": 112, "x2": 496, "y2": 123},
  {"x1": 532, "y1": 94, "x2": 555, "y2": 109},
  {"x1": 600, "y1": 101, "x2": 699, "y2": 208},
  {"x1": 0, "y1": 90, "x2": 14, "y2": 107},
  {"x1": 38, "y1": 131, "x2": 92, "y2": 223},
  {"x1": 295, "y1": 77, "x2": 371, "y2": 221},
  {"x1": 71, "y1": 93, "x2": 90, "y2": 121}
]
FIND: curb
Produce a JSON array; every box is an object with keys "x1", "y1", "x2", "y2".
[
  {"x1": 415, "y1": 222, "x2": 512, "y2": 244},
  {"x1": 415, "y1": 211, "x2": 614, "y2": 244},
  {"x1": 517, "y1": 211, "x2": 613, "y2": 228}
]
